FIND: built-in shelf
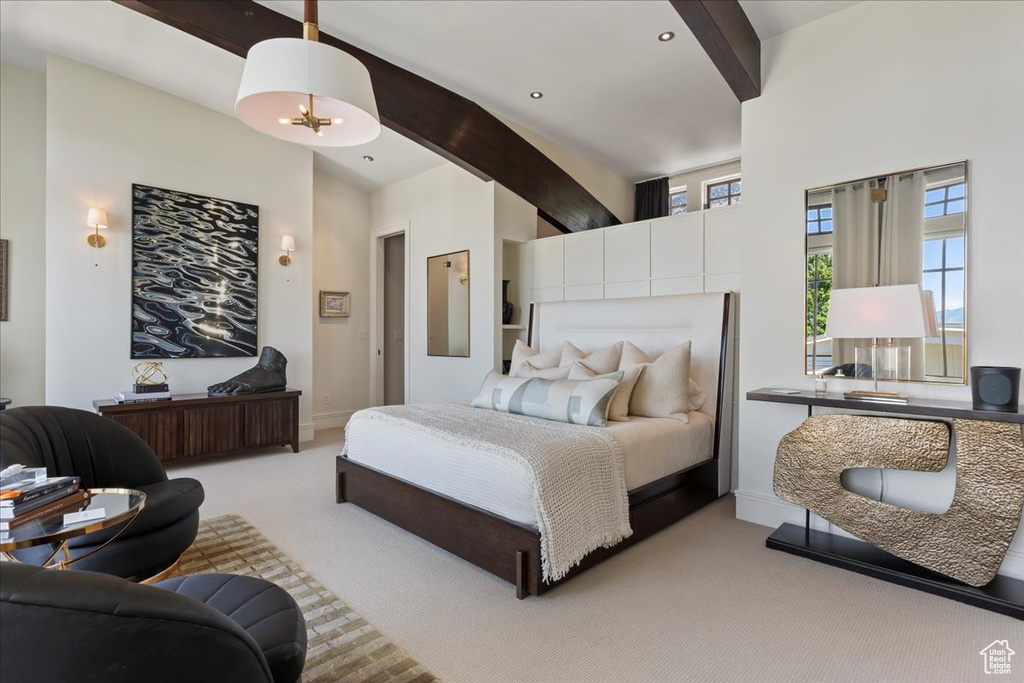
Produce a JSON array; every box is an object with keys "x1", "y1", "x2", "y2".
[{"x1": 502, "y1": 324, "x2": 527, "y2": 330}]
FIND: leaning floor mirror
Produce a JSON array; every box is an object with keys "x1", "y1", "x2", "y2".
[
  {"x1": 427, "y1": 250, "x2": 470, "y2": 357},
  {"x1": 804, "y1": 161, "x2": 967, "y2": 385}
]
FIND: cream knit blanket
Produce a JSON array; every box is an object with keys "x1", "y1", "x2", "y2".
[{"x1": 344, "y1": 403, "x2": 632, "y2": 582}]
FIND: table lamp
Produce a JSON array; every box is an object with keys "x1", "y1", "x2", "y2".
[{"x1": 825, "y1": 284, "x2": 936, "y2": 403}]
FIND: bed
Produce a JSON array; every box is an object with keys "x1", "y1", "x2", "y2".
[{"x1": 336, "y1": 292, "x2": 735, "y2": 598}]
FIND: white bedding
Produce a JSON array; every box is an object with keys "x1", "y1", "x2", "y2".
[{"x1": 343, "y1": 409, "x2": 713, "y2": 527}]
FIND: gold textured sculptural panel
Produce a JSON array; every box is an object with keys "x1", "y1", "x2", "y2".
[{"x1": 774, "y1": 415, "x2": 1024, "y2": 587}]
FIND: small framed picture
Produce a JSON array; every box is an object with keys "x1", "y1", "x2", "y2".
[{"x1": 320, "y1": 290, "x2": 350, "y2": 318}]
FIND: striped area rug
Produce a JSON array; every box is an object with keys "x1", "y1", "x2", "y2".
[{"x1": 170, "y1": 514, "x2": 437, "y2": 683}]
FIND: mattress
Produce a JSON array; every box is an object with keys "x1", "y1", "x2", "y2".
[{"x1": 343, "y1": 410, "x2": 714, "y2": 526}]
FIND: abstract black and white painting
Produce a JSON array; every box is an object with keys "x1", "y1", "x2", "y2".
[{"x1": 131, "y1": 183, "x2": 259, "y2": 359}]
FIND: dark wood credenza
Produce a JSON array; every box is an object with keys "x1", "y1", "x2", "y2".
[{"x1": 94, "y1": 389, "x2": 301, "y2": 463}]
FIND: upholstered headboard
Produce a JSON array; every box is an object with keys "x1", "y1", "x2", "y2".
[{"x1": 529, "y1": 292, "x2": 735, "y2": 495}]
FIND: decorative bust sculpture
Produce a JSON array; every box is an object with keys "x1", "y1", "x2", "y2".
[{"x1": 207, "y1": 346, "x2": 287, "y2": 396}]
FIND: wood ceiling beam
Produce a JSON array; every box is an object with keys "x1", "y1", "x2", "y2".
[
  {"x1": 114, "y1": 0, "x2": 621, "y2": 232},
  {"x1": 671, "y1": 0, "x2": 760, "y2": 102}
]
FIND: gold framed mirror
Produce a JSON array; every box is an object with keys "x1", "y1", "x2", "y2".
[
  {"x1": 804, "y1": 161, "x2": 967, "y2": 385},
  {"x1": 427, "y1": 250, "x2": 470, "y2": 358}
]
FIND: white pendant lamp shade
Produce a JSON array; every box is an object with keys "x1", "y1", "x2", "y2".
[{"x1": 236, "y1": 38, "x2": 381, "y2": 148}]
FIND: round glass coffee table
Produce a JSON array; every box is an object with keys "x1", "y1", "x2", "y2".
[{"x1": 0, "y1": 488, "x2": 146, "y2": 570}]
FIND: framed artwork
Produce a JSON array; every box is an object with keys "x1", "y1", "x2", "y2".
[
  {"x1": 0, "y1": 239, "x2": 8, "y2": 322},
  {"x1": 131, "y1": 183, "x2": 259, "y2": 358},
  {"x1": 320, "y1": 291, "x2": 350, "y2": 318}
]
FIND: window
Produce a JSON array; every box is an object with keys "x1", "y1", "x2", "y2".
[
  {"x1": 669, "y1": 188, "x2": 687, "y2": 215},
  {"x1": 806, "y1": 252, "x2": 833, "y2": 373},
  {"x1": 924, "y1": 182, "x2": 965, "y2": 218},
  {"x1": 706, "y1": 177, "x2": 741, "y2": 209},
  {"x1": 806, "y1": 204, "x2": 833, "y2": 235},
  {"x1": 923, "y1": 236, "x2": 965, "y2": 379}
]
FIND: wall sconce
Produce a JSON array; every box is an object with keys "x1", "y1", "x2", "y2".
[
  {"x1": 86, "y1": 208, "x2": 108, "y2": 248},
  {"x1": 279, "y1": 235, "x2": 295, "y2": 266}
]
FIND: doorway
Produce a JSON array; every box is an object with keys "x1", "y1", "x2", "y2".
[
  {"x1": 370, "y1": 221, "x2": 409, "y2": 406},
  {"x1": 382, "y1": 233, "x2": 405, "y2": 405}
]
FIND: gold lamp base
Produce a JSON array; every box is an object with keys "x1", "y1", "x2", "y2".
[
  {"x1": 87, "y1": 233, "x2": 106, "y2": 248},
  {"x1": 279, "y1": 254, "x2": 291, "y2": 266}
]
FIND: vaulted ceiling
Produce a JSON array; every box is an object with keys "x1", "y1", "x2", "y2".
[{"x1": 1, "y1": 1, "x2": 860, "y2": 189}]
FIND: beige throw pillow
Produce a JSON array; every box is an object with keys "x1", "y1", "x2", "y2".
[
  {"x1": 620, "y1": 341, "x2": 706, "y2": 412},
  {"x1": 560, "y1": 341, "x2": 624, "y2": 374},
  {"x1": 624, "y1": 341, "x2": 692, "y2": 423},
  {"x1": 568, "y1": 361, "x2": 642, "y2": 422},
  {"x1": 510, "y1": 339, "x2": 562, "y2": 378}
]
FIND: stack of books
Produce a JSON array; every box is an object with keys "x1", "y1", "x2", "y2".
[
  {"x1": 117, "y1": 382, "x2": 172, "y2": 404},
  {"x1": 0, "y1": 476, "x2": 84, "y2": 533}
]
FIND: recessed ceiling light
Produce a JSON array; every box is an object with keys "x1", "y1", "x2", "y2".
[
  {"x1": 658, "y1": 31, "x2": 675, "y2": 42},
  {"x1": 529, "y1": 91, "x2": 543, "y2": 99},
  {"x1": 362, "y1": 155, "x2": 374, "y2": 162}
]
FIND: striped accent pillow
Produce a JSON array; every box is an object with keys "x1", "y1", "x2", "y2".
[{"x1": 471, "y1": 371, "x2": 622, "y2": 427}]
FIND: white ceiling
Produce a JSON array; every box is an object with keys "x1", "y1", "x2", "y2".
[
  {"x1": 1, "y1": 0, "x2": 860, "y2": 187},
  {"x1": 260, "y1": 0, "x2": 859, "y2": 180},
  {"x1": 0, "y1": 0, "x2": 446, "y2": 191},
  {"x1": 739, "y1": 0, "x2": 861, "y2": 40}
]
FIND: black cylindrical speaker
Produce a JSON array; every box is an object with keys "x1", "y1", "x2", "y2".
[{"x1": 970, "y1": 366, "x2": 1021, "y2": 412}]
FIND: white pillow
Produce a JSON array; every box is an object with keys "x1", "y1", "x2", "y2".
[
  {"x1": 510, "y1": 339, "x2": 562, "y2": 378},
  {"x1": 560, "y1": 341, "x2": 624, "y2": 374},
  {"x1": 519, "y1": 365, "x2": 571, "y2": 380},
  {"x1": 471, "y1": 371, "x2": 622, "y2": 427},
  {"x1": 568, "y1": 361, "x2": 641, "y2": 422},
  {"x1": 620, "y1": 341, "x2": 706, "y2": 412},
  {"x1": 622, "y1": 341, "x2": 692, "y2": 422}
]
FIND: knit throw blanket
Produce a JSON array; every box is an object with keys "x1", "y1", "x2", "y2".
[{"x1": 344, "y1": 403, "x2": 632, "y2": 583}]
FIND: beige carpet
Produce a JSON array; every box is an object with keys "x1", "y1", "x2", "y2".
[
  {"x1": 170, "y1": 514, "x2": 436, "y2": 683},
  {"x1": 169, "y1": 428, "x2": 1024, "y2": 683}
]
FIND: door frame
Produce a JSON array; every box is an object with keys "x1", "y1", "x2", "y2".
[{"x1": 370, "y1": 220, "x2": 411, "y2": 406}]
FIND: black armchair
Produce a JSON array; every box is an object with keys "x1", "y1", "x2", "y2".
[
  {"x1": 0, "y1": 563, "x2": 306, "y2": 683},
  {"x1": 0, "y1": 406, "x2": 204, "y2": 579}
]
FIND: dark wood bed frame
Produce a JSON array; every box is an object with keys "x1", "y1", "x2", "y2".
[{"x1": 336, "y1": 294, "x2": 732, "y2": 598}]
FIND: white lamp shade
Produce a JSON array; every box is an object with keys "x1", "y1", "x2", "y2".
[
  {"x1": 236, "y1": 38, "x2": 381, "y2": 148},
  {"x1": 825, "y1": 284, "x2": 933, "y2": 339},
  {"x1": 280, "y1": 235, "x2": 296, "y2": 251},
  {"x1": 86, "y1": 208, "x2": 108, "y2": 229}
]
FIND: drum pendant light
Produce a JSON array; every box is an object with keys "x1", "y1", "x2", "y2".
[{"x1": 235, "y1": 0, "x2": 381, "y2": 147}]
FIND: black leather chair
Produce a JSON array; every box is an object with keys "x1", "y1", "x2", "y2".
[
  {"x1": 0, "y1": 406, "x2": 204, "y2": 579},
  {"x1": 0, "y1": 563, "x2": 307, "y2": 683}
]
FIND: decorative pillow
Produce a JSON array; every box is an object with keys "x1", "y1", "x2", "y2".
[
  {"x1": 510, "y1": 339, "x2": 562, "y2": 378},
  {"x1": 568, "y1": 361, "x2": 641, "y2": 422},
  {"x1": 560, "y1": 341, "x2": 624, "y2": 374},
  {"x1": 623, "y1": 341, "x2": 692, "y2": 423},
  {"x1": 518, "y1": 364, "x2": 571, "y2": 380},
  {"x1": 471, "y1": 371, "x2": 622, "y2": 427},
  {"x1": 620, "y1": 341, "x2": 706, "y2": 412}
]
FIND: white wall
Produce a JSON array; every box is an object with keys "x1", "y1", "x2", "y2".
[
  {"x1": 312, "y1": 167, "x2": 372, "y2": 429},
  {"x1": 736, "y1": 1, "x2": 1024, "y2": 577},
  {"x1": 44, "y1": 56, "x2": 315, "y2": 437},
  {"x1": 371, "y1": 163, "x2": 497, "y2": 403},
  {"x1": 496, "y1": 113, "x2": 635, "y2": 224},
  {"x1": 0, "y1": 63, "x2": 46, "y2": 406}
]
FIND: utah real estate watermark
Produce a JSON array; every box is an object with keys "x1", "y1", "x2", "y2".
[{"x1": 980, "y1": 640, "x2": 1015, "y2": 675}]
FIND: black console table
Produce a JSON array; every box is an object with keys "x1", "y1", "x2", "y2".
[{"x1": 748, "y1": 388, "x2": 1023, "y2": 619}]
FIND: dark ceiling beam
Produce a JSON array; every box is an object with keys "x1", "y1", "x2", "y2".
[
  {"x1": 114, "y1": 0, "x2": 620, "y2": 233},
  {"x1": 671, "y1": 0, "x2": 760, "y2": 102}
]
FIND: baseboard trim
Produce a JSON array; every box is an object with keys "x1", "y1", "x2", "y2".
[
  {"x1": 299, "y1": 422, "x2": 315, "y2": 443},
  {"x1": 736, "y1": 488, "x2": 1024, "y2": 580},
  {"x1": 313, "y1": 410, "x2": 355, "y2": 431}
]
